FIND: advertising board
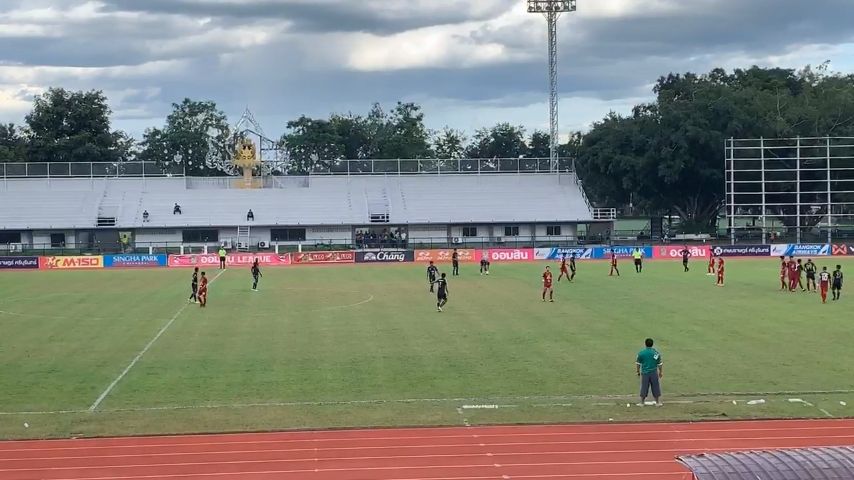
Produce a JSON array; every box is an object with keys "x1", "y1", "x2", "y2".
[
  {"x1": 414, "y1": 249, "x2": 477, "y2": 263},
  {"x1": 832, "y1": 244, "x2": 853, "y2": 256},
  {"x1": 104, "y1": 254, "x2": 168, "y2": 268},
  {"x1": 711, "y1": 245, "x2": 771, "y2": 257},
  {"x1": 0, "y1": 256, "x2": 39, "y2": 270},
  {"x1": 770, "y1": 244, "x2": 830, "y2": 257},
  {"x1": 485, "y1": 248, "x2": 535, "y2": 262},
  {"x1": 534, "y1": 247, "x2": 594, "y2": 260},
  {"x1": 355, "y1": 250, "x2": 414, "y2": 263},
  {"x1": 40, "y1": 256, "x2": 104, "y2": 269},
  {"x1": 653, "y1": 245, "x2": 711, "y2": 259},
  {"x1": 291, "y1": 251, "x2": 354, "y2": 265},
  {"x1": 168, "y1": 253, "x2": 292, "y2": 267},
  {"x1": 592, "y1": 246, "x2": 653, "y2": 259}
]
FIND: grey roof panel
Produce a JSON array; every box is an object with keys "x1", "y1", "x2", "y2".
[{"x1": 677, "y1": 447, "x2": 854, "y2": 480}]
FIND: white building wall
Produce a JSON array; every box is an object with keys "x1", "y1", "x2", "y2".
[
  {"x1": 135, "y1": 229, "x2": 182, "y2": 246},
  {"x1": 533, "y1": 224, "x2": 578, "y2": 241}
]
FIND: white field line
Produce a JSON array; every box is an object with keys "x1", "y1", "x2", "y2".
[
  {"x1": 88, "y1": 270, "x2": 226, "y2": 412},
  {"x1": 1, "y1": 388, "x2": 850, "y2": 417}
]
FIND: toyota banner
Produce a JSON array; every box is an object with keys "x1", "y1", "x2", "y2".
[{"x1": 356, "y1": 250, "x2": 414, "y2": 263}]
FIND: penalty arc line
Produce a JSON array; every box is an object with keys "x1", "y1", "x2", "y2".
[{"x1": 88, "y1": 269, "x2": 226, "y2": 412}]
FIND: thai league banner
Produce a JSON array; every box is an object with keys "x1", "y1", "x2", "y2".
[
  {"x1": 40, "y1": 256, "x2": 104, "y2": 269},
  {"x1": 291, "y1": 251, "x2": 354, "y2": 264},
  {"x1": 104, "y1": 254, "x2": 168, "y2": 268},
  {"x1": 355, "y1": 250, "x2": 414, "y2": 263},
  {"x1": 592, "y1": 246, "x2": 653, "y2": 259},
  {"x1": 0, "y1": 256, "x2": 40, "y2": 270},
  {"x1": 169, "y1": 253, "x2": 292, "y2": 267},
  {"x1": 534, "y1": 247, "x2": 594, "y2": 260},
  {"x1": 770, "y1": 244, "x2": 831, "y2": 257},
  {"x1": 653, "y1": 245, "x2": 711, "y2": 259},
  {"x1": 711, "y1": 245, "x2": 771, "y2": 257},
  {"x1": 485, "y1": 248, "x2": 535, "y2": 262}
]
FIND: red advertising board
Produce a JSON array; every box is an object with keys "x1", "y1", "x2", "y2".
[
  {"x1": 414, "y1": 249, "x2": 477, "y2": 263},
  {"x1": 653, "y1": 245, "x2": 711, "y2": 259},
  {"x1": 486, "y1": 248, "x2": 535, "y2": 262},
  {"x1": 168, "y1": 253, "x2": 292, "y2": 267},
  {"x1": 291, "y1": 251, "x2": 355, "y2": 264},
  {"x1": 40, "y1": 255, "x2": 104, "y2": 270},
  {"x1": 832, "y1": 244, "x2": 851, "y2": 256}
]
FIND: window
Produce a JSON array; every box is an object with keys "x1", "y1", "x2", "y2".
[
  {"x1": 50, "y1": 233, "x2": 66, "y2": 247},
  {"x1": 546, "y1": 225, "x2": 562, "y2": 236},
  {"x1": 0, "y1": 231, "x2": 22, "y2": 244},
  {"x1": 462, "y1": 227, "x2": 478, "y2": 237},
  {"x1": 504, "y1": 226, "x2": 520, "y2": 237},
  {"x1": 271, "y1": 228, "x2": 307, "y2": 242},
  {"x1": 182, "y1": 229, "x2": 219, "y2": 243}
]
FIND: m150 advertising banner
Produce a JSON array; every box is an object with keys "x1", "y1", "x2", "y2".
[
  {"x1": 0, "y1": 256, "x2": 40, "y2": 270},
  {"x1": 485, "y1": 248, "x2": 535, "y2": 262},
  {"x1": 104, "y1": 254, "x2": 168, "y2": 268},
  {"x1": 414, "y1": 249, "x2": 477, "y2": 263},
  {"x1": 168, "y1": 253, "x2": 292, "y2": 267},
  {"x1": 653, "y1": 245, "x2": 711, "y2": 259},
  {"x1": 770, "y1": 244, "x2": 831, "y2": 257},
  {"x1": 535, "y1": 247, "x2": 595, "y2": 260},
  {"x1": 291, "y1": 251, "x2": 354, "y2": 264},
  {"x1": 355, "y1": 250, "x2": 414, "y2": 263},
  {"x1": 711, "y1": 245, "x2": 771, "y2": 257},
  {"x1": 40, "y1": 255, "x2": 104, "y2": 269}
]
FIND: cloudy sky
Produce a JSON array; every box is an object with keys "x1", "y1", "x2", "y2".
[{"x1": 1, "y1": 0, "x2": 854, "y2": 141}]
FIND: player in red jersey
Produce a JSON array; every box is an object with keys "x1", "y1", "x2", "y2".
[
  {"x1": 787, "y1": 256, "x2": 799, "y2": 292},
  {"x1": 707, "y1": 251, "x2": 716, "y2": 276},
  {"x1": 819, "y1": 267, "x2": 831, "y2": 304},
  {"x1": 197, "y1": 271, "x2": 208, "y2": 307},
  {"x1": 715, "y1": 257, "x2": 725, "y2": 287},
  {"x1": 558, "y1": 254, "x2": 570, "y2": 282},
  {"x1": 609, "y1": 250, "x2": 620, "y2": 277},
  {"x1": 542, "y1": 266, "x2": 554, "y2": 302},
  {"x1": 779, "y1": 256, "x2": 788, "y2": 290}
]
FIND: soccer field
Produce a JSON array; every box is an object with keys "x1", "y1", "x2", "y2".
[{"x1": 1, "y1": 258, "x2": 852, "y2": 440}]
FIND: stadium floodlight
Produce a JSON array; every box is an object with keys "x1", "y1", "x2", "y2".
[{"x1": 527, "y1": 0, "x2": 576, "y2": 173}]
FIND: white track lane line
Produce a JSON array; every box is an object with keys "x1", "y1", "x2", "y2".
[{"x1": 88, "y1": 270, "x2": 226, "y2": 412}]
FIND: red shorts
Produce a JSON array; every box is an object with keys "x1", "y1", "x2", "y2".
[
  {"x1": 544, "y1": 283, "x2": 553, "y2": 289},
  {"x1": 560, "y1": 267, "x2": 568, "y2": 273}
]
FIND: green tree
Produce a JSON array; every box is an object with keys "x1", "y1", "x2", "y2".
[
  {"x1": 139, "y1": 99, "x2": 231, "y2": 176},
  {"x1": 0, "y1": 123, "x2": 27, "y2": 163},
  {"x1": 24, "y1": 88, "x2": 129, "y2": 164},
  {"x1": 377, "y1": 102, "x2": 432, "y2": 159},
  {"x1": 465, "y1": 123, "x2": 528, "y2": 159},
  {"x1": 527, "y1": 130, "x2": 551, "y2": 158},
  {"x1": 280, "y1": 116, "x2": 345, "y2": 174},
  {"x1": 433, "y1": 127, "x2": 467, "y2": 159}
]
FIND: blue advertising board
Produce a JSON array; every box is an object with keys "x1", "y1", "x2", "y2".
[
  {"x1": 592, "y1": 246, "x2": 653, "y2": 259},
  {"x1": 103, "y1": 254, "x2": 168, "y2": 268},
  {"x1": 770, "y1": 244, "x2": 830, "y2": 257},
  {"x1": 535, "y1": 247, "x2": 595, "y2": 260}
]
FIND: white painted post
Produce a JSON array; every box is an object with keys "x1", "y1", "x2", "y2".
[
  {"x1": 760, "y1": 137, "x2": 766, "y2": 244},
  {"x1": 180, "y1": 244, "x2": 185, "y2": 255},
  {"x1": 796, "y1": 137, "x2": 801, "y2": 245}
]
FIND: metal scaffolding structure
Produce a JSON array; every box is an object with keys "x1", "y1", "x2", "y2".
[
  {"x1": 725, "y1": 137, "x2": 854, "y2": 244},
  {"x1": 527, "y1": 0, "x2": 577, "y2": 173}
]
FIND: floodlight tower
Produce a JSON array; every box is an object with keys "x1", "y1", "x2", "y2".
[{"x1": 527, "y1": 0, "x2": 576, "y2": 172}]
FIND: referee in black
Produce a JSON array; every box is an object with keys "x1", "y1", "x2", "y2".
[{"x1": 452, "y1": 249, "x2": 460, "y2": 276}]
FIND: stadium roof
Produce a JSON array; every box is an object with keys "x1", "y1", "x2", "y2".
[{"x1": 677, "y1": 447, "x2": 854, "y2": 480}]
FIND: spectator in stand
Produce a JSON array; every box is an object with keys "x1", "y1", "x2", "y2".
[
  {"x1": 247, "y1": 209, "x2": 255, "y2": 221},
  {"x1": 142, "y1": 210, "x2": 150, "y2": 223},
  {"x1": 400, "y1": 230, "x2": 407, "y2": 246},
  {"x1": 173, "y1": 203, "x2": 182, "y2": 215}
]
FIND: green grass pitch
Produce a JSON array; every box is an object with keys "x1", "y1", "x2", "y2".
[{"x1": 0, "y1": 258, "x2": 852, "y2": 439}]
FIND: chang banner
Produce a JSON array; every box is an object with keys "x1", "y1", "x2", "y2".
[
  {"x1": 534, "y1": 247, "x2": 594, "y2": 260},
  {"x1": 711, "y1": 245, "x2": 771, "y2": 257},
  {"x1": 104, "y1": 254, "x2": 168, "y2": 268},
  {"x1": 770, "y1": 244, "x2": 831, "y2": 257},
  {"x1": 355, "y1": 250, "x2": 414, "y2": 263},
  {"x1": 0, "y1": 256, "x2": 40, "y2": 270},
  {"x1": 592, "y1": 246, "x2": 653, "y2": 260},
  {"x1": 40, "y1": 255, "x2": 104, "y2": 269}
]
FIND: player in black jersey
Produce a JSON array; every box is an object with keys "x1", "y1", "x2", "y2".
[
  {"x1": 803, "y1": 259, "x2": 817, "y2": 292},
  {"x1": 433, "y1": 273, "x2": 449, "y2": 312},
  {"x1": 680, "y1": 247, "x2": 691, "y2": 272},
  {"x1": 451, "y1": 249, "x2": 460, "y2": 276},
  {"x1": 480, "y1": 254, "x2": 490, "y2": 275},
  {"x1": 427, "y1": 261, "x2": 439, "y2": 292},
  {"x1": 569, "y1": 255, "x2": 577, "y2": 281},
  {"x1": 188, "y1": 267, "x2": 199, "y2": 303},
  {"x1": 251, "y1": 259, "x2": 262, "y2": 291},
  {"x1": 832, "y1": 265, "x2": 844, "y2": 301},
  {"x1": 796, "y1": 259, "x2": 805, "y2": 291}
]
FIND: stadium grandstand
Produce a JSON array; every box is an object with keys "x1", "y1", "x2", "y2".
[{"x1": 0, "y1": 159, "x2": 614, "y2": 253}]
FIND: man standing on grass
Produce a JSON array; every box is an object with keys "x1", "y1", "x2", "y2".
[
  {"x1": 433, "y1": 272, "x2": 449, "y2": 312},
  {"x1": 636, "y1": 338, "x2": 663, "y2": 407},
  {"x1": 218, "y1": 246, "x2": 227, "y2": 270},
  {"x1": 632, "y1": 248, "x2": 643, "y2": 273},
  {"x1": 832, "y1": 265, "x2": 844, "y2": 301},
  {"x1": 819, "y1": 267, "x2": 831, "y2": 304},
  {"x1": 804, "y1": 259, "x2": 817, "y2": 292},
  {"x1": 451, "y1": 249, "x2": 460, "y2": 276}
]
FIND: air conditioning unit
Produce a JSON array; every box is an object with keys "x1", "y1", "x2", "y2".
[
  {"x1": 237, "y1": 242, "x2": 249, "y2": 249},
  {"x1": 10, "y1": 243, "x2": 23, "y2": 253},
  {"x1": 452, "y1": 237, "x2": 462, "y2": 244},
  {"x1": 258, "y1": 241, "x2": 269, "y2": 249}
]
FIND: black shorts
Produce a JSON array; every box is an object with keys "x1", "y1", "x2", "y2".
[
  {"x1": 833, "y1": 282, "x2": 842, "y2": 290},
  {"x1": 191, "y1": 283, "x2": 198, "y2": 292},
  {"x1": 429, "y1": 276, "x2": 437, "y2": 283},
  {"x1": 807, "y1": 273, "x2": 815, "y2": 279},
  {"x1": 634, "y1": 259, "x2": 642, "y2": 265},
  {"x1": 682, "y1": 258, "x2": 689, "y2": 264},
  {"x1": 438, "y1": 292, "x2": 448, "y2": 301}
]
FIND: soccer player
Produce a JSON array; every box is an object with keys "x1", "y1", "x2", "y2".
[
  {"x1": 569, "y1": 254, "x2": 577, "y2": 281},
  {"x1": 251, "y1": 259, "x2": 262, "y2": 291},
  {"x1": 632, "y1": 248, "x2": 643, "y2": 273},
  {"x1": 788, "y1": 256, "x2": 799, "y2": 292},
  {"x1": 542, "y1": 266, "x2": 554, "y2": 302},
  {"x1": 197, "y1": 272, "x2": 208, "y2": 307},
  {"x1": 707, "y1": 251, "x2": 716, "y2": 276},
  {"x1": 779, "y1": 256, "x2": 788, "y2": 291},
  {"x1": 558, "y1": 254, "x2": 570, "y2": 282},
  {"x1": 636, "y1": 338, "x2": 663, "y2": 407},
  {"x1": 480, "y1": 253, "x2": 490, "y2": 275},
  {"x1": 680, "y1": 246, "x2": 691, "y2": 272},
  {"x1": 433, "y1": 272, "x2": 449, "y2": 312},
  {"x1": 804, "y1": 259, "x2": 817, "y2": 292},
  {"x1": 819, "y1": 267, "x2": 831, "y2": 304},
  {"x1": 427, "y1": 261, "x2": 439, "y2": 292},
  {"x1": 188, "y1": 267, "x2": 199, "y2": 303},
  {"x1": 832, "y1": 265, "x2": 844, "y2": 301},
  {"x1": 609, "y1": 250, "x2": 620, "y2": 277},
  {"x1": 451, "y1": 249, "x2": 459, "y2": 276},
  {"x1": 796, "y1": 259, "x2": 806, "y2": 292},
  {"x1": 218, "y1": 246, "x2": 227, "y2": 270},
  {"x1": 715, "y1": 257, "x2": 725, "y2": 287}
]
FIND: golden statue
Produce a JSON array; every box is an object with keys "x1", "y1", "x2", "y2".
[{"x1": 233, "y1": 137, "x2": 261, "y2": 188}]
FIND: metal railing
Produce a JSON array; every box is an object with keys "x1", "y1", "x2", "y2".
[{"x1": 0, "y1": 162, "x2": 184, "y2": 179}]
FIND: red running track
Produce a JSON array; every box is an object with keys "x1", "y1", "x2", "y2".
[{"x1": 2, "y1": 419, "x2": 854, "y2": 480}]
